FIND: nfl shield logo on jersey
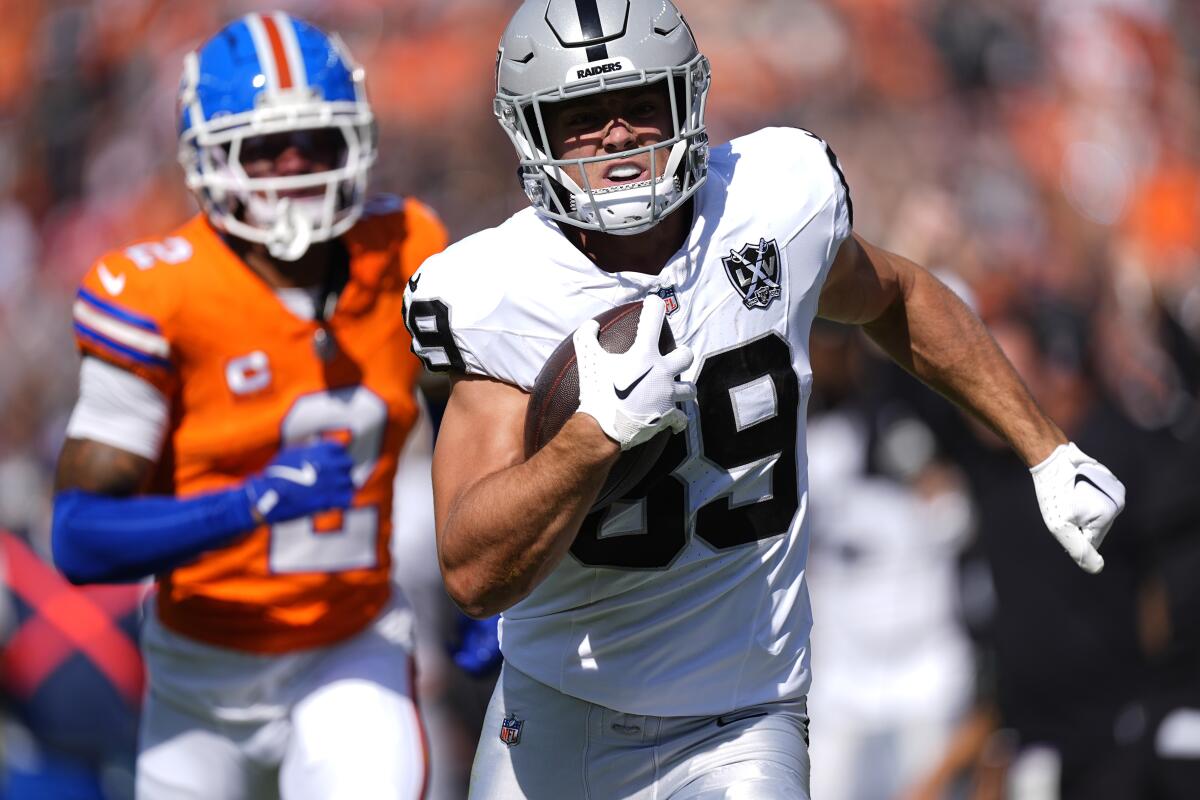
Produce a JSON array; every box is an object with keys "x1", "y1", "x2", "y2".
[
  {"x1": 654, "y1": 286, "x2": 680, "y2": 316},
  {"x1": 722, "y1": 238, "x2": 782, "y2": 310},
  {"x1": 499, "y1": 714, "x2": 524, "y2": 747}
]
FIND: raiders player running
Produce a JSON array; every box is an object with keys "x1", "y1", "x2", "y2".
[{"x1": 404, "y1": 1, "x2": 1125, "y2": 797}]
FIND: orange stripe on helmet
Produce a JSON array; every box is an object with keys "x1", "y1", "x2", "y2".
[{"x1": 260, "y1": 15, "x2": 294, "y2": 90}]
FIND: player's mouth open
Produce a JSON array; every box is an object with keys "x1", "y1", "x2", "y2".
[{"x1": 603, "y1": 163, "x2": 646, "y2": 184}]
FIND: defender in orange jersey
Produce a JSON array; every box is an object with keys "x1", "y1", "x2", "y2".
[{"x1": 51, "y1": 14, "x2": 444, "y2": 799}]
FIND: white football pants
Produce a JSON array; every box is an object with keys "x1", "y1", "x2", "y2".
[
  {"x1": 469, "y1": 663, "x2": 811, "y2": 799},
  {"x1": 136, "y1": 599, "x2": 425, "y2": 800}
]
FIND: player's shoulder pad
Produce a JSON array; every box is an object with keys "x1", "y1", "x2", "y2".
[
  {"x1": 74, "y1": 235, "x2": 192, "y2": 383},
  {"x1": 354, "y1": 194, "x2": 449, "y2": 264},
  {"x1": 726, "y1": 127, "x2": 852, "y2": 219},
  {"x1": 353, "y1": 193, "x2": 408, "y2": 240},
  {"x1": 404, "y1": 212, "x2": 545, "y2": 378},
  {"x1": 398, "y1": 195, "x2": 449, "y2": 253},
  {"x1": 360, "y1": 193, "x2": 446, "y2": 229},
  {"x1": 405, "y1": 222, "x2": 512, "y2": 329},
  {"x1": 363, "y1": 193, "x2": 406, "y2": 218}
]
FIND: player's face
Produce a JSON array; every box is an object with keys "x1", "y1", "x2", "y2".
[
  {"x1": 237, "y1": 128, "x2": 347, "y2": 197},
  {"x1": 542, "y1": 83, "x2": 675, "y2": 192}
]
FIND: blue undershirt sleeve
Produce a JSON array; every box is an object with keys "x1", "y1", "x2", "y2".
[{"x1": 51, "y1": 487, "x2": 256, "y2": 585}]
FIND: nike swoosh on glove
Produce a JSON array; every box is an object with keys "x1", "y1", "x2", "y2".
[
  {"x1": 1030, "y1": 442, "x2": 1126, "y2": 573},
  {"x1": 243, "y1": 440, "x2": 356, "y2": 525},
  {"x1": 574, "y1": 294, "x2": 696, "y2": 450}
]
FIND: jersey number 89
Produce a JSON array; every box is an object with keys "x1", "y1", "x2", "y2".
[{"x1": 572, "y1": 332, "x2": 800, "y2": 569}]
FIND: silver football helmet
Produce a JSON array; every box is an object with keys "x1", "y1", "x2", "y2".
[{"x1": 494, "y1": 0, "x2": 711, "y2": 235}]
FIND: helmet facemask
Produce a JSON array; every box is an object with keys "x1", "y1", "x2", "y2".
[
  {"x1": 495, "y1": 54, "x2": 710, "y2": 236},
  {"x1": 177, "y1": 46, "x2": 377, "y2": 261}
]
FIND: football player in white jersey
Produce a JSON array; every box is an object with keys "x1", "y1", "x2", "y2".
[{"x1": 403, "y1": 1, "x2": 1126, "y2": 797}]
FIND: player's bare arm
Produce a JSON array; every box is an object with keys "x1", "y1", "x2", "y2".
[
  {"x1": 55, "y1": 437, "x2": 153, "y2": 495},
  {"x1": 433, "y1": 374, "x2": 619, "y2": 618},
  {"x1": 818, "y1": 233, "x2": 1064, "y2": 466},
  {"x1": 819, "y1": 233, "x2": 1124, "y2": 572},
  {"x1": 428, "y1": 294, "x2": 693, "y2": 617}
]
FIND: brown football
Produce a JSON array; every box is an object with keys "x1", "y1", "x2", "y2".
[{"x1": 524, "y1": 301, "x2": 676, "y2": 511}]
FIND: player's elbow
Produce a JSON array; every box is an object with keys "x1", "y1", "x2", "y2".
[
  {"x1": 449, "y1": 593, "x2": 499, "y2": 621},
  {"x1": 457, "y1": 599, "x2": 501, "y2": 621},
  {"x1": 443, "y1": 569, "x2": 508, "y2": 620},
  {"x1": 437, "y1": 517, "x2": 536, "y2": 618},
  {"x1": 440, "y1": 552, "x2": 527, "y2": 619}
]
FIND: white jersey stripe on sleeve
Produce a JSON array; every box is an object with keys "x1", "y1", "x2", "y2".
[{"x1": 73, "y1": 300, "x2": 171, "y2": 359}]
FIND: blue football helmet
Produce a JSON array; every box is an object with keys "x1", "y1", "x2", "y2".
[{"x1": 177, "y1": 13, "x2": 376, "y2": 260}]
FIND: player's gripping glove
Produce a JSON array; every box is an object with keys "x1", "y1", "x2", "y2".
[
  {"x1": 573, "y1": 294, "x2": 696, "y2": 450},
  {"x1": 243, "y1": 440, "x2": 356, "y2": 524},
  {"x1": 1030, "y1": 442, "x2": 1126, "y2": 574}
]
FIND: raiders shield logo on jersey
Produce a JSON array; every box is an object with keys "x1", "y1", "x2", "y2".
[
  {"x1": 499, "y1": 714, "x2": 524, "y2": 746},
  {"x1": 722, "y1": 238, "x2": 782, "y2": 310}
]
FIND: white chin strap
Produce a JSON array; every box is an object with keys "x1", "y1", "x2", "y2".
[
  {"x1": 246, "y1": 197, "x2": 318, "y2": 261},
  {"x1": 560, "y1": 140, "x2": 688, "y2": 235}
]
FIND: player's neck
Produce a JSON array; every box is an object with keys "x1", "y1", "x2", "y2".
[
  {"x1": 231, "y1": 238, "x2": 339, "y2": 290},
  {"x1": 563, "y1": 199, "x2": 693, "y2": 276}
]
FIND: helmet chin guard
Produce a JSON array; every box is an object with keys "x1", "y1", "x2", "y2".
[
  {"x1": 495, "y1": 0, "x2": 711, "y2": 235},
  {"x1": 559, "y1": 138, "x2": 690, "y2": 236},
  {"x1": 261, "y1": 198, "x2": 316, "y2": 261}
]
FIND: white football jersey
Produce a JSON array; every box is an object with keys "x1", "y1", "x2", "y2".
[{"x1": 406, "y1": 127, "x2": 853, "y2": 716}]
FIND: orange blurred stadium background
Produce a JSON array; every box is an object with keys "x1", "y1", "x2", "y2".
[
  {"x1": 1, "y1": 1, "x2": 1198, "y2": 798},
  {"x1": 2, "y1": 0, "x2": 1196, "y2": 496}
]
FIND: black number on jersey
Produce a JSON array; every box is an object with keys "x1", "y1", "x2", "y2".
[
  {"x1": 405, "y1": 298, "x2": 466, "y2": 373},
  {"x1": 570, "y1": 435, "x2": 688, "y2": 569},
  {"x1": 571, "y1": 333, "x2": 800, "y2": 569},
  {"x1": 694, "y1": 333, "x2": 799, "y2": 548}
]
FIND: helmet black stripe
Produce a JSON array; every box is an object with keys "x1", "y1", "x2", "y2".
[{"x1": 574, "y1": 0, "x2": 610, "y2": 61}]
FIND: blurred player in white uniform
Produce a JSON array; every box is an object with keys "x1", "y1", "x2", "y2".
[
  {"x1": 804, "y1": 325, "x2": 975, "y2": 799},
  {"x1": 404, "y1": 1, "x2": 1126, "y2": 797}
]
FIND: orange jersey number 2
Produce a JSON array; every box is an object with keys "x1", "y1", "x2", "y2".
[{"x1": 268, "y1": 386, "x2": 387, "y2": 573}]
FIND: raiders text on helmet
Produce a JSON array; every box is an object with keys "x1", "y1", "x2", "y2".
[{"x1": 494, "y1": 0, "x2": 711, "y2": 235}]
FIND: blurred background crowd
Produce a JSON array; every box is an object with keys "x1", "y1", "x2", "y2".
[{"x1": 1, "y1": 0, "x2": 1198, "y2": 798}]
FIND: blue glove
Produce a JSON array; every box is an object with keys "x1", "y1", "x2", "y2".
[
  {"x1": 243, "y1": 441, "x2": 355, "y2": 525},
  {"x1": 451, "y1": 613, "x2": 502, "y2": 678}
]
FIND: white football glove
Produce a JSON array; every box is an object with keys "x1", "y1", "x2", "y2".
[
  {"x1": 1030, "y1": 442, "x2": 1126, "y2": 574},
  {"x1": 574, "y1": 294, "x2": 696, "y2": 450}
]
